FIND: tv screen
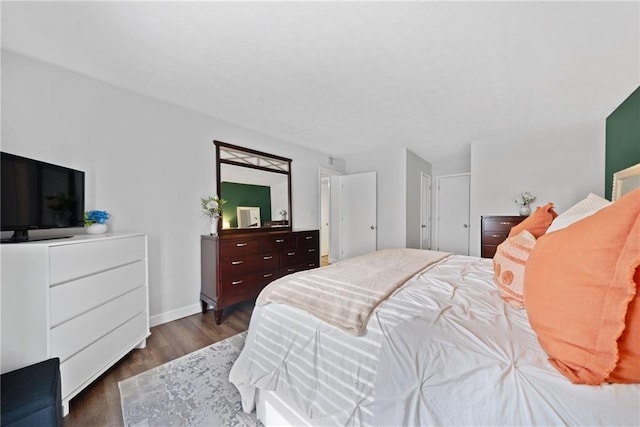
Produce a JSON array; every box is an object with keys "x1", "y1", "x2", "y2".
[{"x1": 1, "y1": 152, "x2": 85, "y2": 242}]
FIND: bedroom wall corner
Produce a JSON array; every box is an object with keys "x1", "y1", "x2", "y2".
[
  {"x1": 605, "y1": 85, "x2": 640, "y2": 200},
  {"x1": 469, "y1": 120, "x2": 605, "y2": 257}
]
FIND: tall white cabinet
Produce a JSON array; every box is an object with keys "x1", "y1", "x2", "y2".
[{"x1": 1, "y1": 233, "x2": 150, "y2": 415}]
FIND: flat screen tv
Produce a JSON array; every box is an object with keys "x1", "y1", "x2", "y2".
[{"x1": 1, "y1": 152, "x2": 85, "y2": 243}]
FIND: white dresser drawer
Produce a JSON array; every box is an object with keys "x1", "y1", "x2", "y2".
[
  {"x1": 50, "y1": 235, "x2": 146, "y2": 285},
  {"x1": 59, "y1": 311, "x2": 148, "y2": 400},
  {"x1": 51, "y1": 286, "x2": 146, "y2": 362},
  {"x1": 50, "y1": 260, "x2": 146, "y2": 326}
]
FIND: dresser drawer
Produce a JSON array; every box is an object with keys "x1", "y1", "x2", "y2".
[
  {"x1": 261, "y1": 235, "x2": 296, "y2": 252},
  {"x1": 483, "y1": 231, "x2": 509, "y2": 245},
  {"x1": 220, "y1": 238, "x2": 261, "y2": 258},
  {"x1": 50, "y1": 260, "x2": 146, "y2": 326},
  {"x1": 483, "y1": 218, "x2": 522, "y2": 232},
  {"x1": 59, "y1": 311, "x2": 147, "y2": 400},
  {"x1": 219, "y1": 252, "x2": 279, "y2": 278},
  {"x1": 219, "y1": 270, "x2": 277, "y2": 297},
  {"x1": 296, "y1": 231, "x2": 318, "y2": 248},
  {"x1": 300, "y1": 246, "x2": 318, "y2": 260},
  {"x1": 50, "y1": 235, "x2": 145, "y2": 285},
  {"x1": 280, "y1": 260, "x2": 319, "y2": 276},
  {"x1": 279, "y1": 248, "x2": 311, "y2": 267},
  {"x1": 51, "y1": 286, "x2": 146, "y2": 362},
  {"x1": 482, "y1": 245, "x2": 499, "y2": 258}
]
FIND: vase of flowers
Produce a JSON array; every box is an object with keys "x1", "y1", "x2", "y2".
[
  {"x1": 84, "y1": 210, "x2": 111, "y2": 234},
  {"x1": 515, "y1": 192, "x2": 536, "y2": 216},
  {"x1": 201, "y1": 195, "x2": 227, "y2": 235}
]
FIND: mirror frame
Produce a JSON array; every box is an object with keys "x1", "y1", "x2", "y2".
[
  {"x1": 612, "y1": 162, "x2": 640, "y2": 202},
  {"x1": 215, "y1": 140, "x2": 292, "y2": 235}
]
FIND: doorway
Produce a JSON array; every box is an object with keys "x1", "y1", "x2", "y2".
[
  {"x1": 319, "y1": 167, "x2": 343, "y2": 265},
  {"x1": 435, "y1": 173, "x2": 470, "y2": 255}
]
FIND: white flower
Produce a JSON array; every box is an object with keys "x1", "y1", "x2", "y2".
[
  {"x1": 516, "y1": 192, "x2": 536, "y2": 206},
  {"x1": 201, "y1": 195, "x2": 226, "y2": 219}
]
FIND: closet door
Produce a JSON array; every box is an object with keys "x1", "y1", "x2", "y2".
[
  {"x1": 436, "y1": 174, "x2": 470, "y2": 255},
  {"x1": 331, "y1": 172, "x2": 377, "y2": 260}
]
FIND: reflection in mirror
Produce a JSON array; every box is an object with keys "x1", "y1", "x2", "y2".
[
  {"x1": 237, "y1": 207, "x2": 261, "y2": 228},
  {"x1": 215, "y1": 140, "x2": 292, "y2": 233},
  {"x1": 220, "y1": 164, "x2": 289, "y2": 229}
]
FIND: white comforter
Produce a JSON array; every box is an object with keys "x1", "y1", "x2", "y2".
[{"x1": 230, "y1": 255, "x2": 640, "y2": 426}]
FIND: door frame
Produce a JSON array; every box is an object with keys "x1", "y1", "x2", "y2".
[
  {"x1": 435, "y1": 173, "x2": 471, "y2": 253},
  {"x1": 420, "y1": 172, "x2": 432, "y2": 249},
  {"x1": 318, "y1": 167, "x2": 343, "y2": 263}
]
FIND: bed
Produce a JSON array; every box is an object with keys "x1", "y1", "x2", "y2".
[{"x1": 229, "y1": 167, "x2": 640, "y2": 426}]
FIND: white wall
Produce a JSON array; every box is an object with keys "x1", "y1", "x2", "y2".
[
  {"x1": 346, "y1": 148, "x2": 407, "y2": 249},
  {"x1": 405, "y1": 149, "x2": 432, "y2": 249},
  {"x1": 469, "y1": 119, "x2": 605, "y2": 256},
  {"x1": 1, "y1": 50, "x2": 344, "y2": 325}
]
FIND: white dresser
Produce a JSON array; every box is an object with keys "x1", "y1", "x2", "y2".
[{"x1": 0, "y1": 233, "x2": 150, "y2": 415}]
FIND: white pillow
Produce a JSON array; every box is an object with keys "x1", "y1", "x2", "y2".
[{"x1": 546, "y1": 193, "x2": 610, "y2": 233}]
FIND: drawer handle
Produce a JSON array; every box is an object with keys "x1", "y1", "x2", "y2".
[
  {"x1": 305, "y1": 236, "x2": 313, "y2": 240},
  {"x1": 492, "y1": 234, "x2": 500, "y2": 238},
  {"x1": 308, "y1": 248, "x2": 316, "y2": 252},
  {"x1": 287, "y1": 268, "x2": 295, "y2": 272},
  {"x1": 231, "y1": 260, "x2": 243, "y2": 265},
  {"x1": 236, "y1": 243, "x2": 248, "y2": 247},
  {"x1": 231, "y1": 280, "x2": 243, "y2": 285},
  {"x1": 275, "y1": 239, "x2": 285, "y2": 243},
  {"x1": 263, "y1": 273, "x2": 273, "y2": 278},
  {"x1": 263, "y1": 255, "x2": 273, "y2": 260},
  {"x1": 308, "y1": 263, "x2": 316, "y2": 267},
  {"x1": 500, "y1": 222, "x2": 511, "y2": 225},
  {"x1": 287, "y1": 251, "x2": 296, "y2": 256}
]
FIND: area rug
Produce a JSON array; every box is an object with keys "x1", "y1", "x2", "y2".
[{"x1": 119, "y1": 331, "x2": 261, "y2": 426}]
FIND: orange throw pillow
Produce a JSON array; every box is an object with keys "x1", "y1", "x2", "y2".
[
  {"x1": 493, "y1": 230, "x2": 536, "y2": 309},
  {"x1": 524, "y1": 189, "x2": 640, "y2": 384},
  {"x1": 509, "y1": 202, "x2": 558, "y2": 238}
]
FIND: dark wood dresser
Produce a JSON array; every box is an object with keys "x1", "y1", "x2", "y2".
[
  {"x1": 480, "y1": 216, "x2": 526, "y2": 258},
  {"x1": 201, "y1": 229, "x2": 319, "y2": 324}
]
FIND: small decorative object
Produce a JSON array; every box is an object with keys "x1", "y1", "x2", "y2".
[
  {"x1": 201, "y1": 195, "x2": 227, "y2": 235},
  {"x1": 84, "y1": 210, "x2": 111, "y2": 234},
  {"x1": 515, "y1": 192, "x2": 536, "y2": 216},
  {"x1": 279, "y1": 209, "x2": 287, "y2": 221}
]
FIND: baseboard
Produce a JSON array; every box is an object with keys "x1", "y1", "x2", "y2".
[{"x1": 149, "y1": 303, "x2": 202, "y2": 327}]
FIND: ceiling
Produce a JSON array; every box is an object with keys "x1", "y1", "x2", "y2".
[{"x1": 2, "y1": 1, "x2": 638, "y2": 163}]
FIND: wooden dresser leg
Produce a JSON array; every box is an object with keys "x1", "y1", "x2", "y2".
[
  {"x1": 214, "y1": 309, "x2": 223, "y2": 325},
  {"x1": 201, "y1": 300, "x2": 208, "y2": 314}
]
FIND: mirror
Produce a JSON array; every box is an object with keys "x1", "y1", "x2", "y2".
[
  {"x1": 612, "y1": 162, "x2": 640, "y2": 201},
  {"x1": 215, "y1": 141, "x2": 292, "y2": 234}
]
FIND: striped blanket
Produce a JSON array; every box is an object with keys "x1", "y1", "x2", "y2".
[{"x1": 256, "y1": 248, "x2": 450, "y2": 335}]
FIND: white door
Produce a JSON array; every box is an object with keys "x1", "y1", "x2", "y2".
[
  {"x1": 420, "y1": 173, "x2": 432, "y2": 249},
  {"x1": 436, "y1": 174, "x2": 470, "y2": 255},
  {"x1": 331, "y1": 172, "x2": 377, "y2": 260}
]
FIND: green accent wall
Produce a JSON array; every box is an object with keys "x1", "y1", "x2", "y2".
[
  {"x1": 221, "y1": 182, "x2": 272, "y2": 228},
  {"x1": 605, "y1": 86, "x2": 640, "y2": 200}
]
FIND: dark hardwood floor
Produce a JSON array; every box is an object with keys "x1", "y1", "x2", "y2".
[{"x1": 63, "y1": 301, "x2": 254, "y2": 427}]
